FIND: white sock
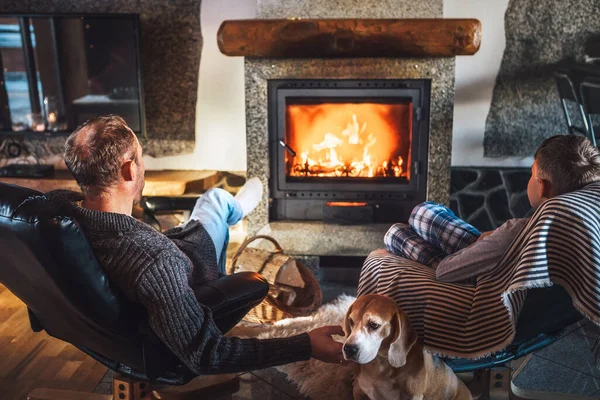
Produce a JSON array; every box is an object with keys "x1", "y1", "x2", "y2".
[{"x1": 235, "y1": 177, "x2": 263, "y2": 217}]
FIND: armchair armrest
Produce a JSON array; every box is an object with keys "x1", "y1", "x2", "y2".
[
  {"x1": 141, "y1": 195, "x2": 201, "y2": 213},
  {"x1": 139, "y1": 195, "x2": 202, "y2": 231}
]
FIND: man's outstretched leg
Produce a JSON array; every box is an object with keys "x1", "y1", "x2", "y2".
[{"x1": 189, "y1": 178, "x2": 263, "y2": 273}]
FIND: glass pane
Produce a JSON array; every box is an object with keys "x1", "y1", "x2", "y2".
[
  {"x1": 0, "y1": 15, "x2": 143, "y2": 134},
  {"x1": 285, "y1": 101, "x2": 412, "y2": 182},
  {"x1": 0, "y1": 17, "x2": 32, "y2": 130},
  {"x1": 74, "y1": 16, "x2": 141, "y2": 132}
]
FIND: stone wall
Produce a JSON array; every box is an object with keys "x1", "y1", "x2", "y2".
[
  {"x1": 2, "y1": 0, "x2": 202, "y2": 157},
  {"x1": 450, "y1": 167, "x2": 532, "y2": 231},
  {"x1": 483, "y1": 0, "x2": 600, "y2": 157}
]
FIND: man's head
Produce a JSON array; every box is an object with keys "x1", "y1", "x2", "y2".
[
  {"x1": 527, "y1": 135, "x2": 600, "y2": 208},
  {"x1": 64, "y1": 115, "x2": 145, "y2": 202}
]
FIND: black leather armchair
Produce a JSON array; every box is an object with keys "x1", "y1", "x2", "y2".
[{"x1": 0, "y1": 182, "x2": 268, "y2": 399}]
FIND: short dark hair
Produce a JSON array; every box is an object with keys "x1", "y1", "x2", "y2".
[
  {"x1": 64, "y1": 115, "x2": 137, "y2": 197},
  {"x1": 534, "y1": 135, "x2": 600, "y2": 196}
]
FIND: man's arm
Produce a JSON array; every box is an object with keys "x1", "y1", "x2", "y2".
[
  {"x1": 435, "y1": 219, "x2": 528, "y2": 283},
  {"x1": 136, "y1": 254, "x2": 342, "y2": 375},
  {"x1": 164, "y1": 220, "x2": 220, "y2": 283}
]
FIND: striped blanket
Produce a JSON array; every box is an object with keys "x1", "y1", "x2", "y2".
[{"x1": 358, "y1": 182, "x2": 600, "y2": 359}]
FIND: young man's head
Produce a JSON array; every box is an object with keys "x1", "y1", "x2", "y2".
[
  {"x1": 528, "y1": 135, "x2": 600, "y2": 208},
  {"x1": 64, "y1": 115, "x2": 145, "y2": 203}
]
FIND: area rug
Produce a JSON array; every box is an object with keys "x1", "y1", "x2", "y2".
[{"x1": 231, "y1": 295, "x2": 356, "y2": 400}]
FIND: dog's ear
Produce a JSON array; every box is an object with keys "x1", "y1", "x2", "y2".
[
  {"x1": 388, "y1": 309, "x2": 418, "y2": 368},
  {"x1": 343, "y1": 303, "x2": 354, "y2": 336}
]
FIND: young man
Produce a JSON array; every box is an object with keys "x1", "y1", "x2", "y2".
[
  {"x1": 385, "y1": 134, "x2": 600, "y2": 283},
  {"x1": 49, "y1": 115, "x2": 344, "y2": 375}
]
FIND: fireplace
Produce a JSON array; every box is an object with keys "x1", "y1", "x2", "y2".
[{"x1": 268, "y1": 79, "x2": 431, "y2": 223}]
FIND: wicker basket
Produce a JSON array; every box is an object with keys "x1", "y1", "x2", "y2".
[{"x1": 230, "y1": 235, "x2": 322, "y2": 324}]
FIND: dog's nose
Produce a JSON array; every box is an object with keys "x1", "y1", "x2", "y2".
[{"x1": 343, "y1": 344, "x2": 359, "y2": 358}]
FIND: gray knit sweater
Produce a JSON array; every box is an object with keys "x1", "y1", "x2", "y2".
[{"x1": 47, "y1": 191, "x2": 311, "y2": 375}]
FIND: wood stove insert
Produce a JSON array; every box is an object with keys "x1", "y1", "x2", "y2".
[{"x1": 268, "y1": 79, "x2": 430, "y2": 223}]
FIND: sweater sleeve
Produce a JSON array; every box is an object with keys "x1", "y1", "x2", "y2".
[
  {"x1": 135, "y1": 254, "x2": 312, "y2": 375},
  {"x1": 164, "y1": 220, "x2": 220, "y2": 284}
]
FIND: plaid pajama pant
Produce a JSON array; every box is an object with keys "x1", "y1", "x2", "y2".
[{"x1": 384, "y1": 202, "x2": 482, "y2": 268}]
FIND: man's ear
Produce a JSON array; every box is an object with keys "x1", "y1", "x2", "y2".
[
  {"x1": 388, "y1": 310, "x2": 418, "y2": 368},
  {"x1": 540, "y1": 178, "x2": 553, "y2": 199},
  {"x1": 343, "y1": 303, "x2": 354, "y2": 336},
  {"x1": 121, "y1": 160, "x2": 135, "y2": 182}
]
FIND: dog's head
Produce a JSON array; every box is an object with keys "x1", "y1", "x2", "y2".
[{"x1": 343, "y1": 294, "x2": 418, "y2": 368}]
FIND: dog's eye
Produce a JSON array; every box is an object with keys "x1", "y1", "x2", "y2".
[
  {"x1": 349, "y1": 318, "x2": 354, "y2": 327},
  {"x1": 368, "y1": 321, "x2": 380, "y2": 330}
]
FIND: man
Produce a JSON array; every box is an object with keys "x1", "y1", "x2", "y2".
[
  {"x1": 50, "y1": 115, "x2": 344, "y2": 375},
  {"x1": 384, "y1": 134, "x2": 600, "y2": 283}
]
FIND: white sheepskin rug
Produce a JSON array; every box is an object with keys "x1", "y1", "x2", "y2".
[{"x1": 230, "y1": 295, "x2": 357, "y2": 399}]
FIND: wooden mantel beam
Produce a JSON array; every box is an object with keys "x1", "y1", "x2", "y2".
[{"x1": 217, "y1": 19, "x2": 481, "y2": 58}]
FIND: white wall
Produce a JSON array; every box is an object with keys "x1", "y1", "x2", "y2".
[
  {"x1": 143, "y1": 0, "x2": 533, "y2": 171},
  {"x1": 143, "y1": 0, "x2": 256, "y2": 171},
  {"x1": 445, "y1": 0, "x2": 533, "y2": 167}
]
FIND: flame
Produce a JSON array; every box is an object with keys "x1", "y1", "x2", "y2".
[{"x1": 285, "y1": 102, "x2": 411, "y2": 178}]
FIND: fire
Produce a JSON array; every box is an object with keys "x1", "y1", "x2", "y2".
[{"x1": 285, "y1": 102, "x2": 411, "y2": 178}]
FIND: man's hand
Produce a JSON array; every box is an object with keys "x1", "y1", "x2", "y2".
[
  {"x1": 308, "y1": 325, "x2": 345, "y2": 364},
  {"x1": 477, "y1": 231, "x2": 493, "y2": 242}
]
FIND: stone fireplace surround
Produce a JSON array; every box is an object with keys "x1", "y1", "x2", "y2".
[{"x1": 244, "y1": 0, "x2": 457, "y2": 259}]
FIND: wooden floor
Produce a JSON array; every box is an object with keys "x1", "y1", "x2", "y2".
[{"x1": 0, "y1": 284, "x2": 107, "y2": 400}]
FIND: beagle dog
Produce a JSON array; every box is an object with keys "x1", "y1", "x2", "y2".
[{"x1": 343, "y1": 294, "x2": 471, "y2": 400}]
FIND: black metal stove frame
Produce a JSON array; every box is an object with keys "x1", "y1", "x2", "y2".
[{"x1": 268, "y1": 79, "x2": 431, "y2": 223}]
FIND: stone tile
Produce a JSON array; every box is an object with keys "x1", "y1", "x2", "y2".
[
  {"x1": 101, "y1": 369, "x2": 117, "y2": 384},
  {"x1": 487, "y1": 188, "x2": 512, "y2": 225},
  {"x1": 252, "y1": 368, "x2": 307, "y2": 399},
  {"x1": 472, "y1": 170, "x2": 503, "y2": 192},
  {"x1": 509, "y1": 192, "x2": 533, "y2": 219},
  {"x1": 449, "y1": 198, "x2": 459, "y2": 215},
  {"x1": 457, "y1": 193, "x2": 485, "y2": 218},
  {"x1": 576, "y1": 321, "x2": 600, "y2": 339},
  {"x1": 502, "y1": 170, "x2": 531, "y2": 195},
  {"x1": 536, "y1": 331, "x2": 600, "y2": 378},
  {"x1": 93, "y1": 382, "x2": 112, "y2": 395},
  {"x1": 450, "y1": 169, "x2": 479, "y2": 193},
  {"x1": 465, "y1": 208, "x2": 495, "y2": 232},
  {"x1": 513, "y1": 355, "x2": 600, "y2": 396},
  {"x1": 565, "y1": 319, "x2": 590, "y2": 334},
  {"x1": 210, "y1": 373, "x2": 296, "y2": 400},
  {"x1": 93, "y1": 370, "x2": 116, "y2": 394}
]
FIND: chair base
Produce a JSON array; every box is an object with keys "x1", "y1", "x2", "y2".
[
  {"x1": 27, "y1": 373, "x2": 238, "y2": 400},
  {"x1": 465, "y1": 357, "x2": 598, "y2": 400}
]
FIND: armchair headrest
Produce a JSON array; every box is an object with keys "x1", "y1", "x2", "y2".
[{"x1": 0, "y1": 182, "x2": 144, "y2": 369}]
